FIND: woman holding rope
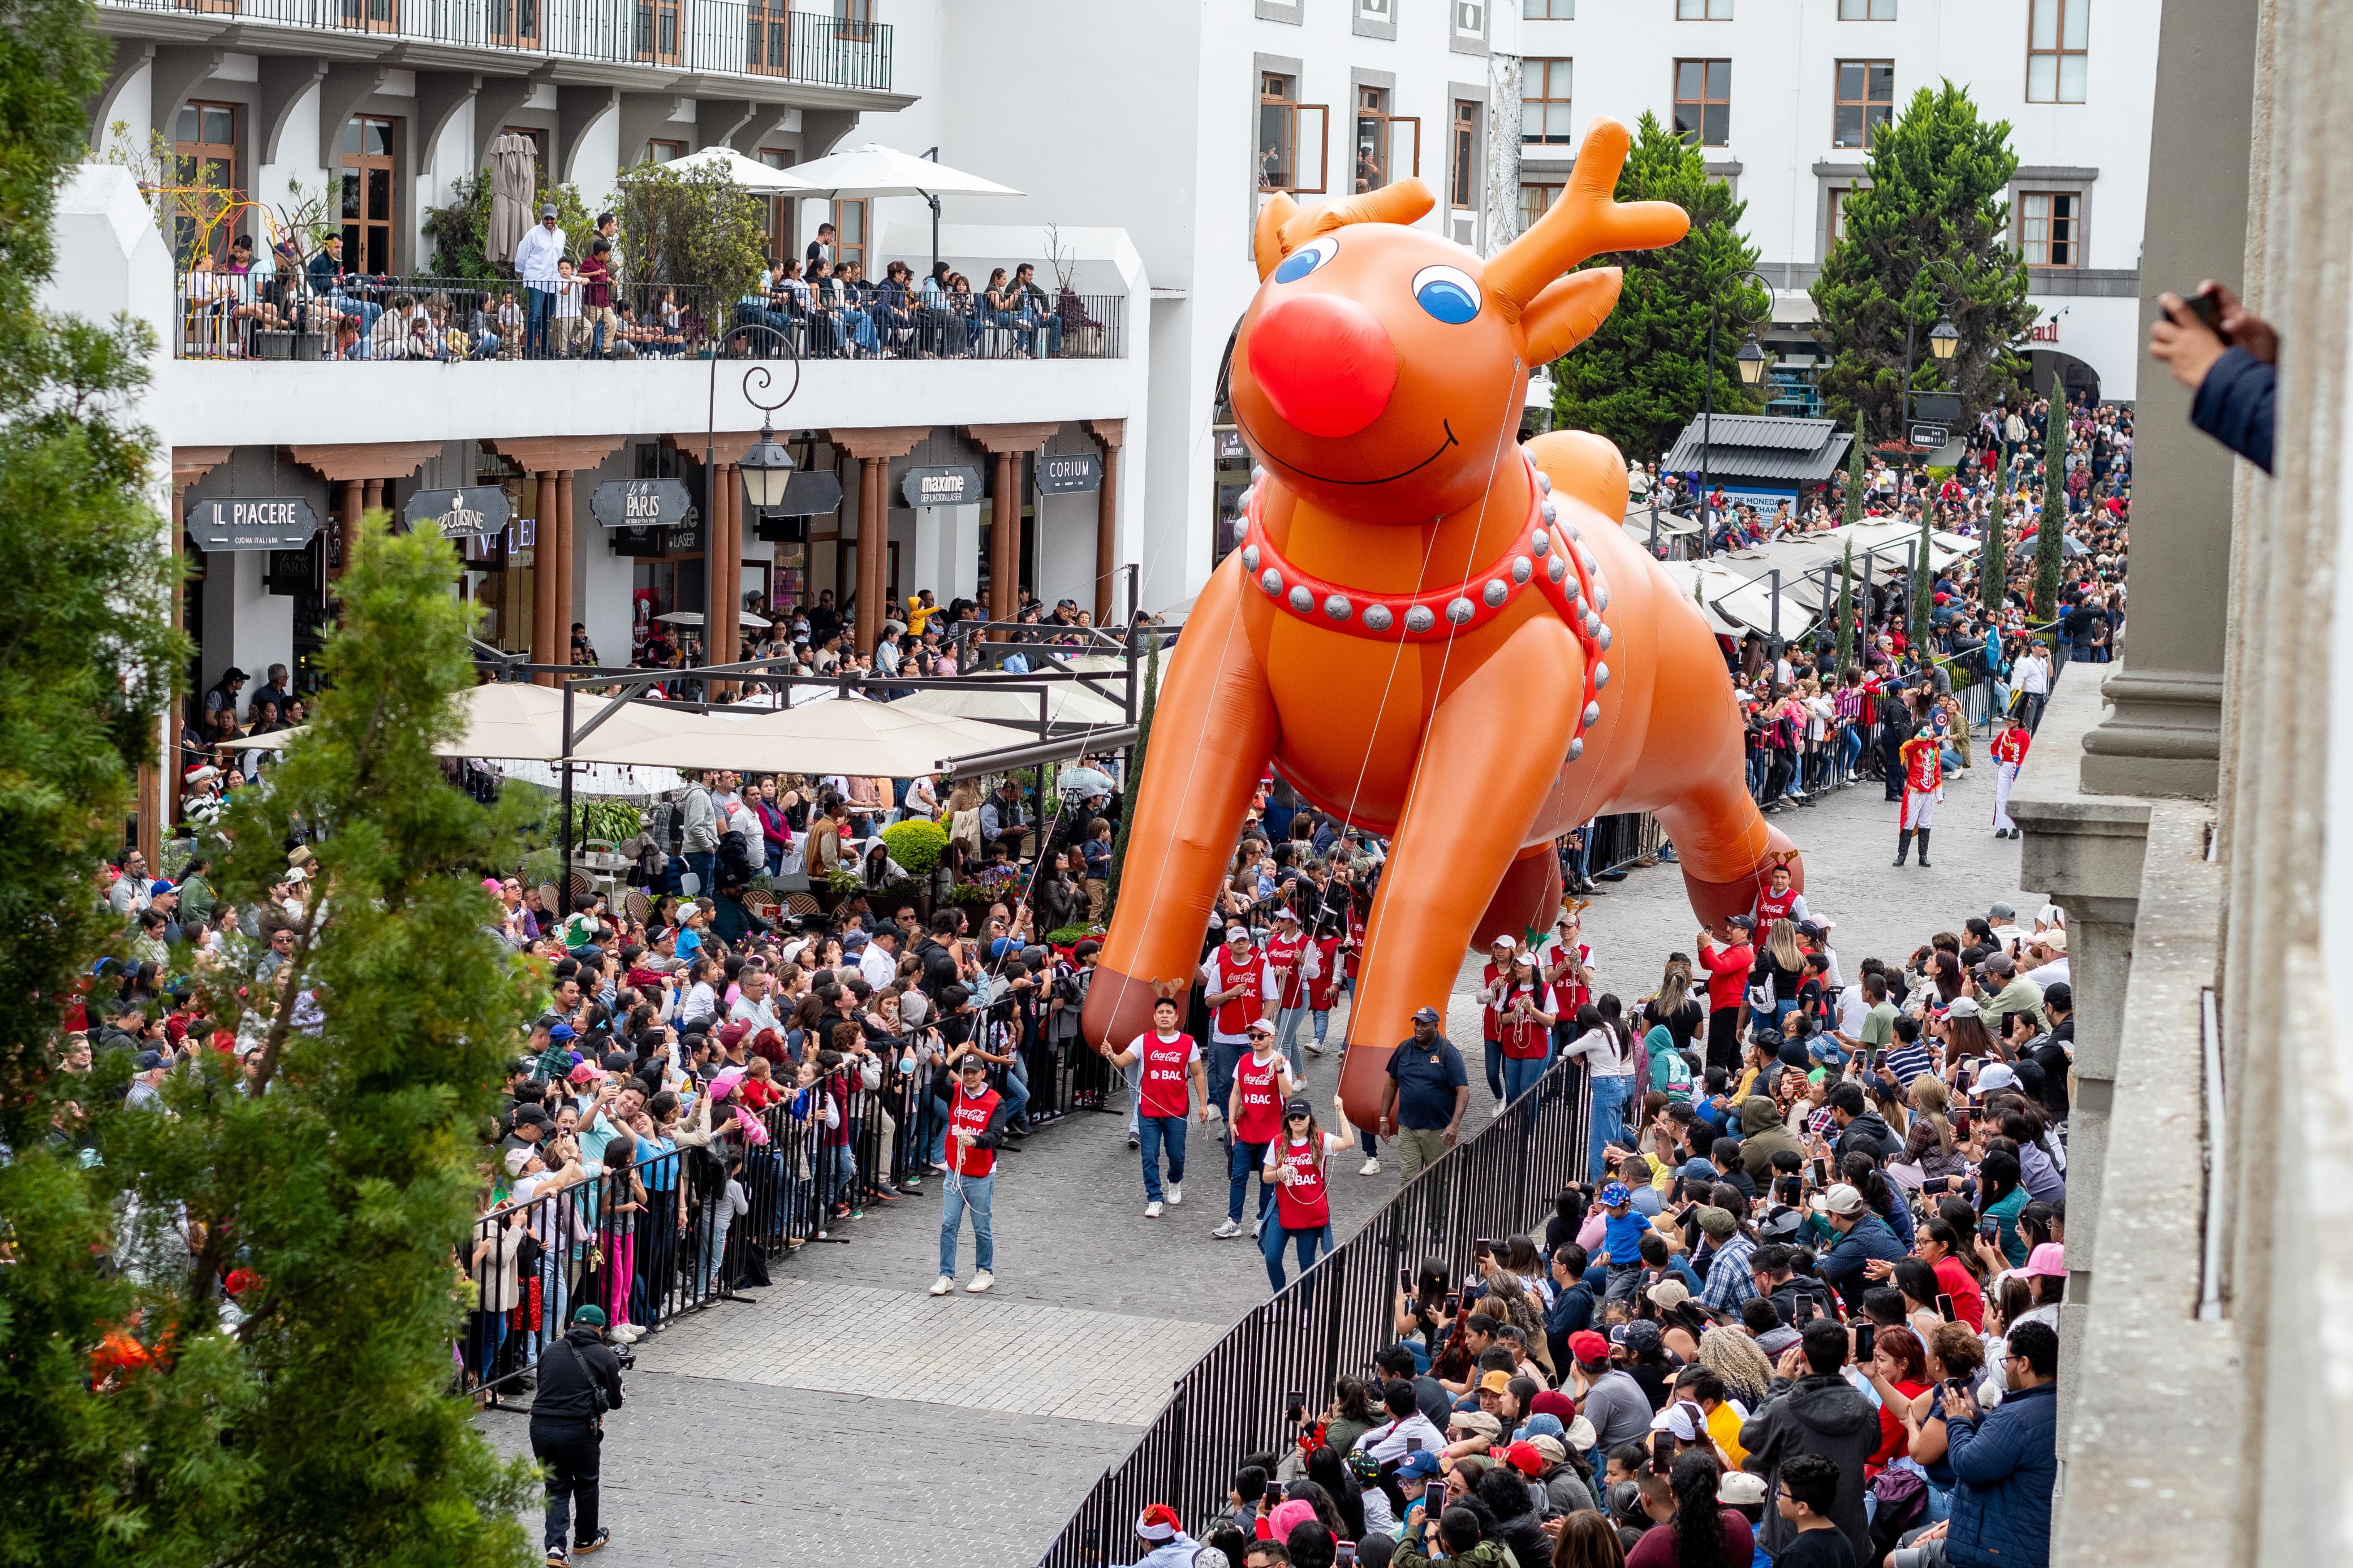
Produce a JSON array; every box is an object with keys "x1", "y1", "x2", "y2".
[{"x1": 1263, "y1": 1096, "x2": 1347, "y2": 1293}]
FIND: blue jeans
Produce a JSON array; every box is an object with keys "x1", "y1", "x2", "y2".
[
  {"x1": 1124, "y1": 1056, "x2": 1144, "y2": 1133},
  {"x1": 1227, "y1": 1137, "x2": 1274, "y2": 1224},
  {"x1": 1502, "y1": 1052, "x2": 1546, "y2": 1106},
  {"x1": 1312, "y1": 1009, "x2": 1331, "y2": 1044},
  {"x1": 1263, "y1": 1220, "x2": 1331, "y2": 1291},
  {"x1": 1274, "y1": 1005, "x2": 1311, "y2": 1074},
  {"x1": 923, "y1": 1093, "x2": 950, "y2": 1165},
  {"x1": 1205, "y1": 1039, "x2": 1244, "y2": 1132},
  {"x1": 1482, "y1": 1038, "x2": 1506, "y2": 1100},
  {"x1": 940, "y1": 1170, "x2": 995, "y2": 1275},
  {"x1": 1139, "y1": 1114, "x2": 1187, "y2": 1202},
  {"x1": 683, "y1": 849, "x2": 717, "y2": 899},
  {"x1": 999, "y1": 1064, "x2": 1031, "y2": 1130},
  {"x1": 1585, "y1": 1072, "x2": 1635, "y2": 1183},
  {"x1": 524, "y1": 286, "x2": 556, "y2": 358}
]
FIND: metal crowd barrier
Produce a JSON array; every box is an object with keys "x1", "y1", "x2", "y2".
[{"x1": 1035, "y1": 1050, "x2": 1593, "y2": 1567}]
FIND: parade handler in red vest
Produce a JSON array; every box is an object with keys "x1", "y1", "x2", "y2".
[
  {"x1": 931, "y1": 1053, "x2": 1014, "y2": 1297},
  {"x1": 1262, "y1": 1096, "x2": 1350, "y2": 1293},
  {"x1": 1213, "y1": 1016, "x2": 1305, "y2": 1241},
  {"x1": 1106, "y1": 993, "x2": 1214, "y2": 1219}
]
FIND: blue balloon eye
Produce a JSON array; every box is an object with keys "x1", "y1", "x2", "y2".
[
  {"x1": 1274, "y1": 237, "x2": 1337, "y2": 283},
  {"x1": 1412, "y1": 265, "x2": 1482, "y2": 325}
]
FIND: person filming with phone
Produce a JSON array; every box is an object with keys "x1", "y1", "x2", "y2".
[{"x1": 2149, "y1": 279, "x2": 2277, "y2": 472}]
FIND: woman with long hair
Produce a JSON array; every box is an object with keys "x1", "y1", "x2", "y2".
[
  {"x1": 1697, "y1": 1326, "x2": 1773, "y2": 1411},
  {"x1": 1646, "y1": 957, "x2": 1704, "y2": 1060},
  {"x1": 1941, "y1": 999, "x2": 1997, "y2": 1064},
  {"x1": 1552, "y1": 1509, "x2": 1630, "y2": 1568},
  {"x1": 1976, "y1": 1148, "x2": 2030, "y2": 1267},
  {"x1": 1564, "y1": 997, "x2": 1639, "y2": 1185},
  {"x1": 1839, "y1": 1150, "x2": 1913, "y2": 1249},
  {"x1": 1861, "y1": 1324, "x2": 1930, "y2": 1476},
  {"x1": 1262, "y1": 1098, "x2": 1346, "y2": 1292},
  {"x1": 1302, "y1": 1447, "x2": 1367, "y2": 1541},
  {"x1": 1626, "y1": 1449, "x2": 1749, "y2": 1566}
]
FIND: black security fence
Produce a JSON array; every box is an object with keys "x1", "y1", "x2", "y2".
[
  {"x1": 461, "y1": 1046, "x2": 1115, "y2": 1401},
  {"x1": 1035, "y1": 1051, "x2": 1592, "y2": 1567}
]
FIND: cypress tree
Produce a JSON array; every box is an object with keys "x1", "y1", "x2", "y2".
[
  {"x1": 1835, "y1": 542, "x2": 1856, "y2": 671},
  {"x1": 1843, "y1": 426, "x2": 1868, "y2": 524},
  {"x1": 1912, "y1": 509, "x2": 1937, "y2": 647},
  {"x1": 2032, "y1": 396, "x2": 2068, "y2": 621},
  {"x1": 1980, "y1": 500, "x2": 2006, "y2": 617}
]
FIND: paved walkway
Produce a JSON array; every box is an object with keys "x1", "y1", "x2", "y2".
[{"x1": 482, "y1": 750, "x2": 2043, "y2": 1567}]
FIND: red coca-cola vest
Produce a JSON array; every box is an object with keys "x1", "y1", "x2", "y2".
[{"x1": 1272, "y1": 1133, "x2": 1331, "y2": 1231}]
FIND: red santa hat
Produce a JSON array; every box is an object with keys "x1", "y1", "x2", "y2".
[{"x1": 1136, "y1": 1504, "x2": 1183, "y2": 1541}]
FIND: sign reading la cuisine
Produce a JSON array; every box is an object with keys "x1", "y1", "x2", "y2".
[{"x1": 401, "y1": 486, "x2": 512, "y2": 540}]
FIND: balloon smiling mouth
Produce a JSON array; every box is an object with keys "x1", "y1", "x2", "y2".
[{"x1": 1238, "y1": 416, "x2": 1460, "y2": 487}]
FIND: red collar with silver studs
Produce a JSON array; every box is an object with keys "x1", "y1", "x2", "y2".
[{"x1": 1232, "y1": 451, "x2": 1615, "y2": 758}]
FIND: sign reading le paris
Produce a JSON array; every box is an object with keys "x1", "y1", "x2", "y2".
[
  {"x1": 402, "y1": 486, "x2": 512, "y2": 541},
  {"x1": 187, "y1": 496, "x2": 320, "y2": 552},
  {"x1": 590, "y1": 477, "x2": 692, "y2": 529}
]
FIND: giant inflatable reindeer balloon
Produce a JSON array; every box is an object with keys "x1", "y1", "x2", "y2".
[{"x1": 1083, "y1": 118, "x2": 1804, "y2": 1130}]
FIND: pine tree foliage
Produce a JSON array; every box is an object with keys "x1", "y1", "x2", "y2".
[
  {"x1": 1835, "y1": 542, "x2": 1856, "y2": 671},
  {"x1": 1980, "y1": 502, "x2": 2007, "y2": 617},
  {"x1": 2033, "y1": 400, "x2": 2068, "y2": 620},
  {"x1": 1811, "y1": 83, "x2": 2039, "y2": 441},
  {"x1": 1843, "y1": 431, "x2": 1868, "y2": 524},
  {"x1": 1551, "y1": 111, "x2": 1766, "y2": 463},
  {"x1": 1911, "y1": 511, "x2": 1937, "y2": 647}
]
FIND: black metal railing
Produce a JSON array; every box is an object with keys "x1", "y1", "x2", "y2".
[
  {"x1": 1035, "y1": 1050, "x2": 1593, "y2": 1567},
  {"x1": 174, "y1": 271, "x2": 1128, "y2": 364},
  {"x1": 460, "y1": 1046, "x2": 1117, "y2": 1403},
  {"x1": 96, "y1": 0, "x2": 893, "y2": 92}
]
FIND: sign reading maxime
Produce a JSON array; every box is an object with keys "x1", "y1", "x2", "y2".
[
  {"x1": 187, "y1": 496, "x2": 320, "y2": 552},
  {"x1": 900, "y1": 464, "x2": 982, "y2": 508},
  {"x1": 402, "y1": 486, "x2": 512, "y2": 541}
]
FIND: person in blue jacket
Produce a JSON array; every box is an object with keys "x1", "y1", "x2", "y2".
[
  {"x1": 2151, "y1": 281, "x2": 2276, "y2": 473},
  {"x1": 1807, "y1": 1182, "x2": 1908, "y2": 1314},
  {"x1": 1887, "y1": 1319, "x2": 2059, "y2": 1568}
]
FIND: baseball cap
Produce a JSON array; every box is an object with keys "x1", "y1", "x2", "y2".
[
  {"x1": 1282, "y1": 1096, "x2": 1312, "y2": 1118},
  {"x1": 1718, "y1": 1471, "x2": 1769, "y2": 1506},
  {"x1": 1411, "y1": 1004, "x2": 1442, "y2": 1025},
  {"x1": 2043, "y1": 981, "x2": 2073, "y2": 1010},
  {"x1": 1452, "y1": 1409, "x2": 1504, "y2": 1441},
  {"x1": 1812, "y1": 1182, "x2": 1868, "y2": 1217},
  {"x1": 1695, "y1": 1205, "x2": 1738, "y2": 1241},
  {"x1": 133, "y1": 1049, "x2": 166, "y2": 1072},
  {"x1": 540, "y1": 204, "x2": 559, "y2": 218},
  {"x1": 1724, "y1": 913, "x2": 1756, "y2": 930},
  {"x1": 1598, "y1": 1181, "x2": 1631, "y2": 1207},
  {"x1": 1225, "y1": 924, "x2": 1249, "y2": 944},
  {"x1": 511, "y1": 1103, "x2": 553, "y2": 1129},
  {"x1": 1977, "y1": 1062, "x2": 2021, "y2": 1092},
  {"x1": 1500, "y1": 1441, "x2": 1545, "y2": 1476},
  {"x1": 1477, "y1": 1369, "x2": 1513, "y2": 1394},
  {"x1": 600, "y1": 1049, "x2": 634, "y2": 1073},
  {"x1": 148, "y1": 879, "x2": 175, "y2": 895},
  {"x1": 718, "y1": 1020, "x2": 752, "y2": 1047},
  {"x1": 571, "y1": 1303, "x2": 606, "y2": 1326},
  {"x1": 1946, "y1": 995, "x2": 1981, "y2": 1018},
  {"x1": 503, "y1": 1146, "x2": 539, "y2": 1177},
  {"x1": 566, "y1": 1061, "x2": 600, "y2": 1086},
  {"x1": 1246, "y1": 1018, "x2": 1277, "y2": 1036},
  {"x1": 1395, "y1": 1450, "x2": 1443, "y2": 1481},
  {"x1": 1490, "y1": 934, "x2": 1514, "y2": 949},
  {"x1": 1646, "y1": 1277, "x2": 1691, "y2": 1310},
  {"x1": 1756, "y1": 1324, "x2": 1802, "y2": 1357},
  {"x1": 1568, "y1": 1329, "x2": 1610, "y2": 1366},
  {"x1": 1987, "y1": 901, "x2": 2018, "y2": 922},
  {"x1": 1529, "y1": 1435, "x2": 1569, "y2": 1467},
  {"x1": 2018, "y1": 1242, "x2": 2066, "y2": 1280},
  {"x1": 548, "y1": 1021, "x2": 577, "y2": 1042}
]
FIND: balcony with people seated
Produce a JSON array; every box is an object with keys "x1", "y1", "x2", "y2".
[{"x1": 90, "y1": 0, "x2": 900, "y2": 100}]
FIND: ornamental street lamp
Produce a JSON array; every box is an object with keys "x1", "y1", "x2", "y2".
[{"x1": 1735, "y1": 333, "x2": 1770, "y2": 386}]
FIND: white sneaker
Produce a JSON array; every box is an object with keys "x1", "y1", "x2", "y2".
[
  {"x1": 610, "y1": 1324, "x2": 641, "y2": 1342},
  {"x1": 1251, "y1": 1214, "x2": 1266, "y2": 1239},
  {"x1": 1145, "y1": 1200, "x2": 1165, "y2": 1219},
  {"x1": 1359, "y1": 1157, "x2": 1381, "y2": 1176},
  {"x1": 1167, "y1": 1182, "x2": 1183, "y2": 1206},
  {"x1": 1307, "y1": 1041, "x2": 1324, "y2": 1056},
  {"x1": 966, "y1": 1269, "x2": 994, "y2": 1293},
  {"x1": 1127, "y1": 1130, "x2": 1141, "y2": 1148},
  {"x1": 1211, "y1": 1217, "x2": 1243, "y2": 1238},
  {"x1": 929, "y1": 1274, "x2": 954, "y2": 1296},
  {"x1": 1490, "y1": 1100, "x2": 1508, "y2": 1119}
]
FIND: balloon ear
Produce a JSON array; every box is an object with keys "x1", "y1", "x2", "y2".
[
  {"x1": 1255, "y1": 193, "x2": 1302, "y2": 281},
  {"x1": 1520, "y1": 269, "x2": 1624, "y2": 365}
]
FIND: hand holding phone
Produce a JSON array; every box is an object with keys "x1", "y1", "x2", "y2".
[
  {"x1": 1854, "y1": 1324, "x2": 1877, "y2": 1362},
  {"x1": 1936, "y1": 1293, "x2": 1958, "y2": 1322},
  {"x1": 1424, "y1": 1479, "x2": 1449, "y2": 1517},
  {"x1": 2180, "y1": 286, "x2": 2225, "y2": 333}
]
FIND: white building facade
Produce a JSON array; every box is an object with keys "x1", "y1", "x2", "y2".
[{"x1": 1515, "y1": 0, "x2": 2156, "y2": 412}]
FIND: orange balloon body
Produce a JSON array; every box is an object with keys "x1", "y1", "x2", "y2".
[{"x1": 1082, "y1": 120, "x2": 1803, "y2": 1131}]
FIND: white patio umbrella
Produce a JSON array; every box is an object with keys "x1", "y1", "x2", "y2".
[
  {"x1": 210, "y1": 680, "x2": 678, "y2": 763},
  {"x1": 655, "y1": 610, "x2": 772, "y2": 629},
  {"x1": 656, "y1": 146, "x2": 816, "y2": 195},
  {"x1": 575, "y1": 698, "x2": 1023, "y2": 776},
  {"x1": 894, "y1": 681, "x2": 1130, "y2": 728},
  {"x1": 782, "y1": 142, "x2": 1022, "y2": 272}
]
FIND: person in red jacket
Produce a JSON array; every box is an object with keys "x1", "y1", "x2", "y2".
[
  {"x1": 1696, "y1": 915, "x2": 1756, "y2": 1075},
  {"x1": 1990, "y1": 718, "x2": 2031, "y2": 839},
  {"x1": 1894, "y1": 725, "x2": 1947, "y2": 867}
]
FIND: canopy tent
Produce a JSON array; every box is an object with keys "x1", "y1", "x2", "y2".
[
  {"x1": 1649, "y1": 558, "x2": 1823, "y2": 642},
  {"x1": 781, "y1": 142, "x2": 1021, "y2": 271},
  {"x1": 894, "y1": 680, "x2": 1131, "y2": 729},
  {"x1": 1808, "y1": 519, "x2": 1978, "y2": 576},
  {"x1": 573, "y1": 696, "x2": 1025, "y2": 776},
  {"x1": 654, "y1": 146, "x2": 815, "y2": 194}
]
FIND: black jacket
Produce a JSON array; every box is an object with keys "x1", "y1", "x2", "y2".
[
  {"x1": 913, "y1": 938, "x2": 959, "y2": 997},
  {"x1": 531, "y1": 1325, "x2": 626, "y2": 1422},
  {"x1": 1739, "y1": 1372, "x2": 1881, "y2": 1563},
  {"x1": 1832, "y1": 1110, "x2": 1900, "y2": 1167}
]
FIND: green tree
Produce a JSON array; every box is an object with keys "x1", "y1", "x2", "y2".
[
  {"x1": 1, "y1": 519, "x2": 543, "y2": 1568},
  {"x1": 2033, "y1": 400, "x2": 2068, "y2": 620},
  {"x1": 1842, "y1": 429, "x2": 1867, "y2": 523},
  {"x1": 1911, "y1": 511, "x2": 1936, "y2": 648},
  {"x1": 1102, "y1": 629, "x2": 1160, "y2": 927},
  {"x1": 1552, "y1": 110, "x2": 1766, "y2": 463},
  {"x1": 422, "y1": 171, "x2": 595, "y2": 279},
  {"x1": 611, "y1": 159, "x2": 770, "y2": 303},
  {"x1": 1811, "y1": 82, "x2": 2038, "y2": 442},
  {"x1": 1980, "y1": 500, "x2": 2006, "y2": 617},
  {"x1": 1834, "y1": 542, "x2": 1856, "y2": 671}
]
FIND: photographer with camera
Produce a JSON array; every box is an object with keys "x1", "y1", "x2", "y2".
[{"x1": 530, "y1": 1302, "x2": 627, "y2": 1566}]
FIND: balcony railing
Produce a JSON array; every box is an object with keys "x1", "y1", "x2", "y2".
[
  {"x1": 98, "y1": 0, "x2": 893, "y2": 93},
  {"x1": 172, "y1": 270, "x2": 1127, "y2": 364}
]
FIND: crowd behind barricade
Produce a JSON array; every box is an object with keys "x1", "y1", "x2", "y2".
[{"x1": 1098, "y1": 875, "x2": 2072, "y2": 1568}]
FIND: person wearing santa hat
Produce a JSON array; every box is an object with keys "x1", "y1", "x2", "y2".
[{"x1": 1116, "y1": 1504, "x2": 1199, "y2": 1568}]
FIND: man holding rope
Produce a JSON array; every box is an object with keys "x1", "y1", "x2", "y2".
[{"x1": 930, "y1": 1052, "x2": 1012, "y2": 1295}]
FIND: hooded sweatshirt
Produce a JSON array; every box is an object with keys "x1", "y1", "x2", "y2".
[
  {"x1": 1739, "y1": 1373, "x2": 1881, "y2": 1564},
  {"x1": 1738, "y1": 1095, "x2": 1802, "y2": 1185}
]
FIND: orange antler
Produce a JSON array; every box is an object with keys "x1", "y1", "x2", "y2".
[{"x1": 1485, "y1": 118, "x2": 1689, "y2": 316}]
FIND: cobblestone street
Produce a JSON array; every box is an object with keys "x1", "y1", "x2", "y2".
[{"x1": 484, "y1": 746, "x2": 2045, "y2": 1568}]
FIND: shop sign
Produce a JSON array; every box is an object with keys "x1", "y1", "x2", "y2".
[
  {"x1": 1214, "y1": 426, "x2": 1249, "y2": 466},
  {"x1": 778, "y1": 469, "x2": 843, "y2": 516},
  {"x1": 403, "y1": 485, "x2": 512, "y2": 541},
  {"x1": 900, "y1": 464, "x2": 982, "y2": 508},
  {"x1": 187, "y1": 495, "x2": 320, "y2": 552},
  {"x1": 590, "y1": 477, "x2": 692, "y2": 529},
  {"x1": 1037, "y1": 452, "x2": 1103, "y2": 495}
]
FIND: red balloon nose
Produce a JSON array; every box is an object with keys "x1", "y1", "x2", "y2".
[{"x1": 1246, "y1": 291, "x2": 1398, "y2": 439}]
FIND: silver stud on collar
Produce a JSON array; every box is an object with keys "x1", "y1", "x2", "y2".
[
  {"x1": 1289, "y1": 585, "x2": 1315, "y2": 614},
  {"x1": 1324, "y1": 594, "x2": 1353, "y2": 621},
  {"x1": 1446, "y1": 596, "x2": 1477, "y2": 624},
  {"x1": 1583, "y1": 701, "x2": 1601, "y2": 726},
  {"x1": 1405, "y1": 604, "x2": 1436, "y2": 633},
  {"x1": 1511, "y1": 556, "x2": 1533, "y2": 585},
  {"x1": 1261, "y1": 568, "x2": 1283, "y2": 597},
  {"x1": 1363, "y1": 604, "x2": 1395, "y2": 632},
  {"x1": 1242, "y1": 545, "x2": 1260, "y2": 573}
]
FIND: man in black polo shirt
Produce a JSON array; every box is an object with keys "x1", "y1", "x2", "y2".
[{"x1": 1377, "y1": 1004, "x2": 1468, "y2": 1189}]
